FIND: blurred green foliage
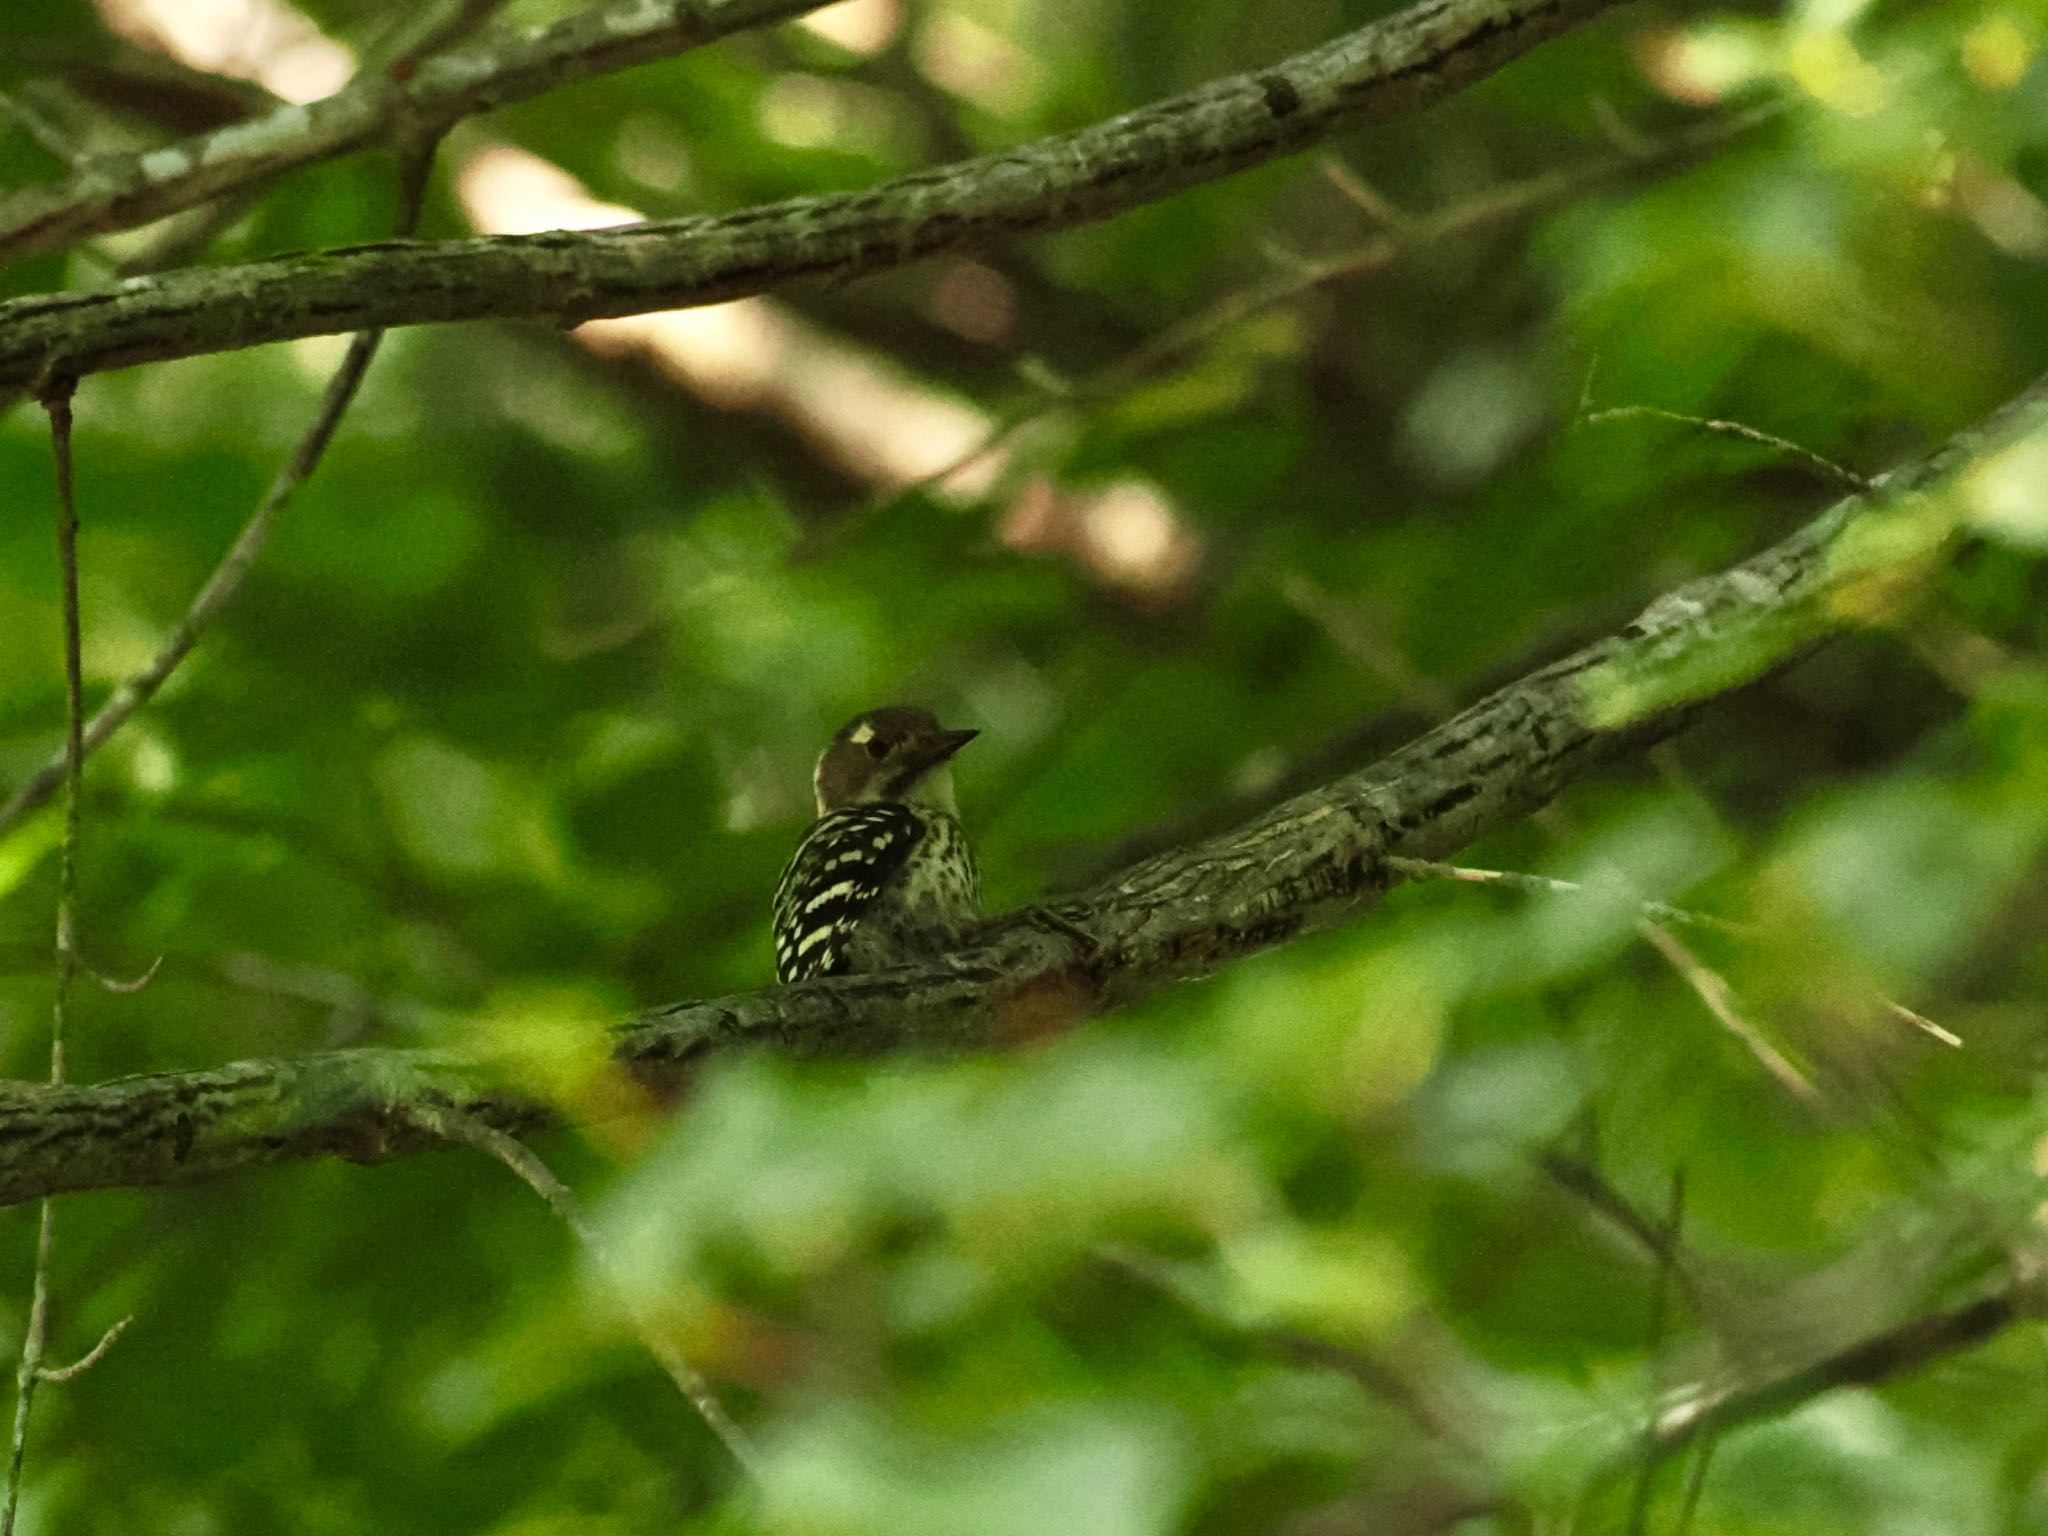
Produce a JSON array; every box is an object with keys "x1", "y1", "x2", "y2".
[{"x1": 1, "y1": 0, "x2": 2046, "y2": 1531}]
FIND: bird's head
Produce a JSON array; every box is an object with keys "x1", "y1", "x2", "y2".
[{"x1": 814, "y1": 705, "x2": 978, "y2": 815}]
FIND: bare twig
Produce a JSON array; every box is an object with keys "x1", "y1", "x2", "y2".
[
  {"x1": 1885, "y1": 1000, "x2": 1962, "y2": 1049},
  {"x1": 1279, "y1": 575, "x2": 1458, "y2": 714},
  {"x1": 1645, "y1": 1284, "x2": 2033, "y2": 1462},
  {"x1": 1391, "y1": 859, "x2": 1961, "y2": 1097},
  {"x1": 374, "y1": 0, "x2": 521, "y2": 70},
  {"x1": 1536, "y1": 1153, "x2": 1705, "y2": 1305},
  {"x1": 212, "y1": 952, "x2": 445, "y2": 1045},
  {"x1": 1627, "y1": 1173, "x2": 1686, "y2": 1536},
  {"x1": 0, "y1": 89, "x2": 82, "y2": 165},
  {"x1": 1674, "y1": 1442, "x2": 1715, "y2": 1535},
  {"x1": 1589, "y1": 96, "x2": 1659, "y2": 158},
  {"x1": 1577, "y1": 351, "x2": 1603, "y2": 418},
  {"x1": 44, "y1": 387, "x2": 83, "y2": 1068},
  {"x1": 1, "y1": 1202, "x2": 57, "y2": 1536},
  {"x1": 0, "y1": 163, "x2": 444, "y2": 1515},
  {"x1": 1318, "y1": 156, "x2": 1419, "y2": 229},
  {"x1": 36, "y1": 1318, "x2": 132, "y2": 1385},
  {"x1": 1581, "y1": 404, "x2": 1870, "y2": 492},
  {"x1": 113, "y1": 195, "x2": 265, "y2": 279},
  {"x1": 417, "y1": 1107, "x2": 762, "y2": 1481},
  {"x1": 1638, "y1": 921, "x2": 1822, "y2": 1107},
  {"x1": 3, "y1": 379, "x2": 87, "y2": 1536},
  {"x1": 1385, "y1": 856, "x2": 1754, "y2": 936},
  {"x1": 92, "y1": 955, "x2": 165, "y2": 995},
  {"x1": 1083, "y1": 107, "x2": 1777, "y2": 401},
  {"x1": 0, "y1": 138, "x2": 441, "y2": 839}
]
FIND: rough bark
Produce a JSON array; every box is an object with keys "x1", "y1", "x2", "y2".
[
  {"x1": 0, "y1": 371, "x2": 2037, "y2": 1209},
  {"x1": 0, "y1": 0, "x2": 1625, "y2": 391}
]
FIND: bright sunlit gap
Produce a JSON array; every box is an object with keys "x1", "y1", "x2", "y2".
[
  {"x1": 456, "y1": 142, "x2": 998, "y2": 499},
  {"x1": 454, "y1": 139, "x2": 1203, "y2": 594},
  {"x1": 1000, "y1": 477, "x2": 1203, "y2": 608},
  {"x1": 798, "y1": 0, "x2": 903, "y2": 56},
  {"x1": 95, "y1": 0, "x2": 352, "y2": 104}
]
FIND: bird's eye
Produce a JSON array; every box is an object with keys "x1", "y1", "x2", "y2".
[{"x1": 864, "y1": 737, "x2": 890, "y2": 759}]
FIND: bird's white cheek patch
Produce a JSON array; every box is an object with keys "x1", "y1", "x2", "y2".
[{"x1": 849, "y1": 723, "x2": 875, "y2": 745}]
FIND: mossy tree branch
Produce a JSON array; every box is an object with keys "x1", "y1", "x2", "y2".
[{"x1": 0, "y1": 0, "x2": 1627, "y2": 392}]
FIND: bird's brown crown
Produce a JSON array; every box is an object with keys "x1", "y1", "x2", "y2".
[{"x1": 813, "y1": 705, "x2": 978, "y2": 814}]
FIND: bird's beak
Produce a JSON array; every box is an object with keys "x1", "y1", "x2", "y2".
[{"x1": 911, "y1": 727, "x2": 979, "y2": 774}]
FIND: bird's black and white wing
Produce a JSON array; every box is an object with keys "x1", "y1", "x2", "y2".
[{"x1": 771, "y1": 805, "x2": 925, "y2": 982}]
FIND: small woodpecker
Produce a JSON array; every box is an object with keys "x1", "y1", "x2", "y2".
[{"x1": 771, "y1": 706, "x2": 981, "y2": 983}]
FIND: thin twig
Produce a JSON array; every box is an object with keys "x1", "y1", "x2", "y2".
[
  {"x1": 45, "y1": 387, "x2": 82, "y2": 1074},
  {"x1": 3, "y1": 379, "x2": 86, "y2": 1536},
  {"x1": 91, "y1": 955, "x2": 164, "y2": 995},
  {"x1": 1885, "y1": 1000, "x2": 1962, "y2": 1049},
  {"x1": 1626, "y1": 1173, "x2": 1686, "y2": 1536},
  {"x1": 1386, "y1": 856, "x2": 1753, "y2": 935},
  {"x1": 1095, "y1": 1244, "x2": 1487, "y2": 1457},
  {"x1": 0, "y1": 153, "x2": 441, "y2": 1516},
  {"x1": 114, "y1": 195, "x2": 264, "y2": 279},
  {"x1": 1, "y1": 1205, "x2": 56, "y2": 1536},
  {"x1": 37, "y1": 1318, "x2": 131, "y2": 1385},
  {"x1": 1645, "y1": 1285, "x2": 2030, "y2": 1462},
  {"x1": 0, "y1": 139, "x2": 441, "y2": 840},
  {"x1": 1279, "y1": 575, "x2": 1458, "y2": 714},
  {"x1": 1581, "y1": 404, "x2": 1870, "y2": 492},
  {"x1": 1391, "y1": 859, "x2": 1962, "y2": 1081},
  {"x1": 1535, "y1": 1153, "x2": 1706, "y2": 1320},
  {"x1": 1142, "y1": 105, "x2": 1773, "y2": 393},
  {"x1": 1637, "y1": 921, "x2": 1822, "y2": 1107},
  {"x1": 211, "y1": 951, "x2": 447, "y2": 1045},
  {"x1": 808, "y1": 103, "x2": 1777, "y2": 550},
  {"x1": 417, "y1": 1106, "x2": 763, "y2": 1481},
  {"x1": 1589, "y1": 96, "x2": 1659, "y2": 157},
  {"x1": 0, "y1": 89, "x2": 81, "y2": 165},
  {"x1": 374, "y1": 0, "x2": 520, "y2": 70},
  {"x1": 1081, "y1": 107, "x2": 1778, "y2": 407},
  {"x1": 1317, "y1": 156, "x2": 1419, "y2": 229},
  {"x1": 1674, "y1": 1441, "x2": 1714, "y2": 1536}
]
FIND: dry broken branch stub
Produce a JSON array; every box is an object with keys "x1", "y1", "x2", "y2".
[
  {"x1": 0, "y1": 369, "x2": 2038, "y2": 1210},
  {"x1": 0, "y1": 0, "x2": 1626, "y2": 392}
]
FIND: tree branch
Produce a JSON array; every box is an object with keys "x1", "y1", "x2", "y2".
[
  {"x1": 1644, "y1": 1282, "x2": 2039, "y2": 1463},
  {"x1": 0, "y1": 0, "x2": 1628, "y2": 392},
  {"x1": 0, "y1": 369, "x2": 2036, "y2": 1210},
  {"x1": 620, "y1": 374, "x2": 2044, "y2": 1068},
  {"x1": 3, "y1": 380, "x2": 88, "y2": 1536},
  {"x1": 0, "y1": 0, "x2": 834, "y2": 267},
  {"x1": 417, "y1": 1106, "x2": 762, "y2": 1478}
]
